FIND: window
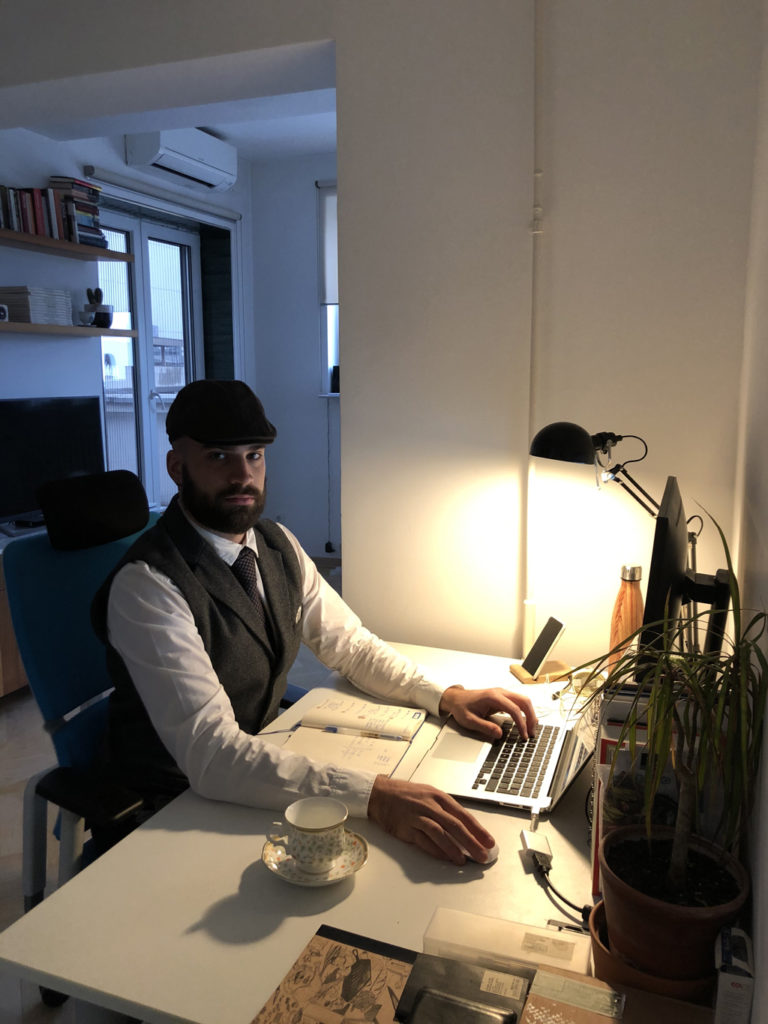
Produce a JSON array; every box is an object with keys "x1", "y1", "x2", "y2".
[{"x1": 317, "y1": 183, "x2": 338, "y2": 393}]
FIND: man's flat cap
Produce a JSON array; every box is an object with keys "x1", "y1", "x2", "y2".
[{"x1": 166, "y1": 379, "x2": 277, "y2": 446}]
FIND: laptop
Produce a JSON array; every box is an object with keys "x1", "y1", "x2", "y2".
[{"x1": 408, "y1": 619, "x2": 597, "y2": 816}]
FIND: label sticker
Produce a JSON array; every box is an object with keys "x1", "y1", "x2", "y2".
[
  {"x1": 480, "y1": 968, "x2": 529, "y2": 1001},
  {"x1": 521, "y1": 931, "x2": 576, "y2": 961}
]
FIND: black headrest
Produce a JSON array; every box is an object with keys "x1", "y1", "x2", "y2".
[{"x1": 36, "y1": 470, "x2": 150, "y2": 551}]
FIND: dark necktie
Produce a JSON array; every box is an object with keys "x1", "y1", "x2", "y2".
[{"x1": 231, "y1": 546, "x2": 266, "y2": 627}]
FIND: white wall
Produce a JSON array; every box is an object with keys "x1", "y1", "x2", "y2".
[
  {"x1": 528, "y1": 0, "x2": 761, "y2": 666},
  {"x1": 249, "y1": 152, "x2": 340, "y2": 555},
  {"x1": 335, "y1": 0, "x2": 536, "y2": 655}
]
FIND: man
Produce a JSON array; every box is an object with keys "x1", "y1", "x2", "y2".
[{"x1": 93, "y1": 380, "x2": 537, "y2": 864}]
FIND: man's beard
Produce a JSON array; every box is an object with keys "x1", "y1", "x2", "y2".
[{"x1": 179, "y1": 466, "x2": 266, "y2": 535}]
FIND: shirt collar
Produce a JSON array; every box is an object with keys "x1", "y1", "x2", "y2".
[{"x1": 178, "y1": 503, "x2": 258, "y2": 567}]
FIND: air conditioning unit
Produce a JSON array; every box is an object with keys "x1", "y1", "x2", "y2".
[{"x1": 124, "y1": 128, "x2": 237, "y2": 192}]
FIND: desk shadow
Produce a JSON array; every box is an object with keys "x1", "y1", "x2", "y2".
[
  {"x1": 393, "y1": 855, "x2": 500, "y2": 886},
  {"x1": 185, "y1": 859, "x2": 354, "y2": 945}
]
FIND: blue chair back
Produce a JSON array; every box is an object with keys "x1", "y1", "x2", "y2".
[{"x1": 3, "y1": 471, "x2": 158, "y2": 771}]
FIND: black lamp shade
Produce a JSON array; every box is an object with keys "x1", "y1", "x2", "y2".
[{"x1": 529, "y1": 421, "x2": 596, "y2": 465}]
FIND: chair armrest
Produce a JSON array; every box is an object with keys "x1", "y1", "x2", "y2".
[{"x1": 35, "y1": 767, "x2": 144, "y2": 828}]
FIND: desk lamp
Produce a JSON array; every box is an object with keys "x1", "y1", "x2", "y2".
[
  {"x1": 528, "y1": 421, "x2": 658, "y2": 517},
  {"x1": 529, "y1": 421, "x2": 707, "y2": 651}
]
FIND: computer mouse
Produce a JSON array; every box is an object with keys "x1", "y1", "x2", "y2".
[{"x1": 466, "y1": 841, "x2": 499, "y2": 865}]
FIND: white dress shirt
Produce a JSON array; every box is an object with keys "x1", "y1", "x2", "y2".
[{"x1": 106, "y1": 516, "x2": 451, "y2": 817}]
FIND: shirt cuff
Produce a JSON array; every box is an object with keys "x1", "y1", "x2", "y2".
[{"x1": 326, "y1": 767, "x2": 377, "y2": 818}]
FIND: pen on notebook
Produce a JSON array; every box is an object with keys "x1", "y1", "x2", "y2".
[{"x1": 322, "y1": 726, "x2": 408, "y2": 741}]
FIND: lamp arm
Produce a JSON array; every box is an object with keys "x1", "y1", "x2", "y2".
[{"x1": 608, "y1": 464, "x2": 660, "y2": 518}]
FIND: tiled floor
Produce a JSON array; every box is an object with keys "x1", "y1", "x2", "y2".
[{"x1": 0, "y1": 644, "x2": 333, "y2": 1024}]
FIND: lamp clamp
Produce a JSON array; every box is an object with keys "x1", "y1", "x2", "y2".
[{"x1": 590, "y1": 431, "x2": 622, "y2": 455}]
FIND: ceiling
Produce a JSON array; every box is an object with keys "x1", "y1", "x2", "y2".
[
  {"x1": 203, "y1": 90, "x2": 337, "y2": 161},
  {"x1": 7, "y1": 44, "x2": 339, "y2": 164},
  {"x1": 23, "y1": 88, "x2": 337, "y2": 164}
]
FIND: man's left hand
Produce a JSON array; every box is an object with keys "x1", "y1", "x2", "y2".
[{"x1": 439, "y1": 686, "x2": 537, "y2": 740}]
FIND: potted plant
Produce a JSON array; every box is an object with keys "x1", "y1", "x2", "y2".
[
  {"x1": 576, "y1": 517, "x2": 767, "y2": 987},
  {"x1": 84, "y1": 287, "x2": 113, "y2": 328}
]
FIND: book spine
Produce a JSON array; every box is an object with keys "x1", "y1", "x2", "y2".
[
  {"x1": 48, "y1": 176, "x2": 101, "y2": 193},
  {"x1": 45, "y1": 188, "x2": 60, "y2": 239},
  {"x1": 71, "y1": 199, "x2": 100, "y2": 215},
  {"x1": 64, "y1": 198, "x2": 79, "y2": 242},
  {"x1": 51, "y1": 189, "x2": 67, "y2": 239},
  {"x1": 73, "y1": 211, "x2": 100, "y2": 229},
  {"x1": 31, "y1": 188, "x2": 47, "y2": 235},
  {"x1": 19, "y1": 190, "x2": 35, "y2": 233},
  {"x1": 8, "y1": 189, "x2": 21, "y2": 231}
]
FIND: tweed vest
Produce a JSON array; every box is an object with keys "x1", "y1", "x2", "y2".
[{"x1": 91, "y1": 497, "x2": 304, "y2": 798}]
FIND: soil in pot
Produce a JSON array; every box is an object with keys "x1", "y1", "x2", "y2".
[{"x1": 604, "y1": 835, "x2": 740, "y2": 907}]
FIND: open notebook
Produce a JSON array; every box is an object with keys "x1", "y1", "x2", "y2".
[{"x1": 263, "y1": 691, "x2": 426, "y2": 776}]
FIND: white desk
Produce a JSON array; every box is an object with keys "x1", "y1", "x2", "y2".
[{"x1": 0, "y1": 645, "x2": 593, "y2": 1024}]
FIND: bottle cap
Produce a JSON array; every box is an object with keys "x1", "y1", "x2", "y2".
[{"x1": 620, "y1": 565, "x2": 642, "y2": 581}]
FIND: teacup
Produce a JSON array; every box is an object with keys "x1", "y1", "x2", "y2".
[{"x1": 269, "y1": 797, "x2": 349, "y2": 874}]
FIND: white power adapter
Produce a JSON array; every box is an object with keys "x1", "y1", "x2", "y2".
[{"x1": 520, "y1": 829, "x2": 553, "y2": 869}]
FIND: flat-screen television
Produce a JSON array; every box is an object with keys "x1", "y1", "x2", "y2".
[
  {"x1": 640, "y1": 475, "x2": 730, "y2": 657},
  {"x1": 0, "y1": 396, "x2": 105, "y2": 528}
]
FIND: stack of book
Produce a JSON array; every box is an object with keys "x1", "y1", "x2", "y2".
[
  {"x1": 48, "y1": 176, "x2": 107, "y2": 248},
  {"x1": 0, "y1": 177, "x2": 107, "y2": 248},
  {"x1": 0, "y1": 286, "x2": 73, "y2": 325}
]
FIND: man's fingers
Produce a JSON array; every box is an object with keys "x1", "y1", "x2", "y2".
[
  {"x1": 447, "y1": 688, "x2": 539, "y2": 740},
  {"x1": 368, "y1": 776, "x2": 496, "y2": 864}
]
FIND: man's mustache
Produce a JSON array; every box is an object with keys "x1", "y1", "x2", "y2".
[{"x1": 219, "y1": 485, "x2": 260, "y2": 498}]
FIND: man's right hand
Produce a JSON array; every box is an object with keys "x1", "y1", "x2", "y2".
[{"x1": 367, "y1": 775, "x2": 496, "y2": 864}]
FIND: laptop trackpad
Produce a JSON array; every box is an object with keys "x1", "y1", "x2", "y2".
[{"x1": 433, "y1": 731, "x2": 481, "y2": 762}]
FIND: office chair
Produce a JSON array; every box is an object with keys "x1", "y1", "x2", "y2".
[
  {"x1": 5, "y1": 468, "x2": 308, "y2": 914},
  {"x1": 2, "y1": 470, "x2": 157, "y2": 924}
]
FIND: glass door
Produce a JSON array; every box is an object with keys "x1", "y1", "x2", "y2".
[
  {"x1": 99, "y1": 212, "x2": 203, "y2": 506},
  {"x1": 98, "y1": 225, "x2": 140, "y2": 478},
  {"x1": 141, "y1": 225, "x2": 203, "y2": 506}
]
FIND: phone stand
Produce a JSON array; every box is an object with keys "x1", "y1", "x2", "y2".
[{"x1": 509, "y1": 659, "x2": 571, "y2": 685}]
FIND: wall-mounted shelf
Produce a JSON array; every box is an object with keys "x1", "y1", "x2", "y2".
[
  {"x1": 0, "y1": 321, "x2": 137, "y2": 338},
  {"x1": 0, "y1": 228, "x2": 133, "y2": 263}
]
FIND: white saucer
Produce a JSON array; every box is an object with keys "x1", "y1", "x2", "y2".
[{"x1": 262, "y1": 830, "x2": 368, "y2": 887}]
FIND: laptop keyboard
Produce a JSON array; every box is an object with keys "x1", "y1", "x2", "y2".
[{"x1": 473, "y1": 722, "x2": 560, "y2": 799}]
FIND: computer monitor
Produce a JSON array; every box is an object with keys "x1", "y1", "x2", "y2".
[
  {"x1": 0, "y1": 396, "x2": 105, "y2": 530},
  {"x1": 640, "y1": 475, "x2": 731, "y2": 657}
]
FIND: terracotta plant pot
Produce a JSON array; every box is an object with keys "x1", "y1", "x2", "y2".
[
  {"x1": 589, "y1": 901, "x2": 716, "y2": 1006},
  {"x1": 598, "y1": 825, "x2": 749, "y2": 981}
]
